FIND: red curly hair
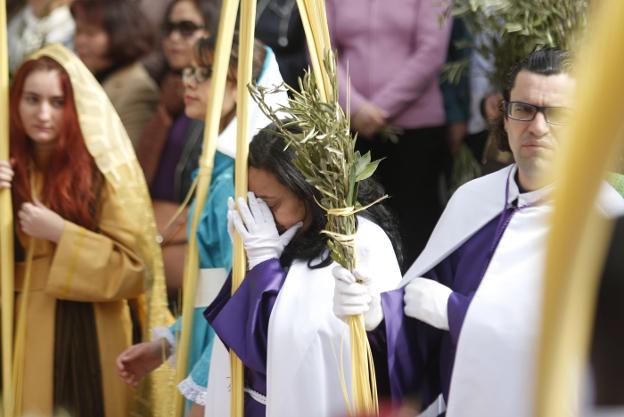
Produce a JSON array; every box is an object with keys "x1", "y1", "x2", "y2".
[{"x1": 10, "y1": 56, "x2": 101, "y2": 230}]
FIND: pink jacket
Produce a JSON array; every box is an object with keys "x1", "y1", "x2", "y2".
[{"x1": 326, "y1": 0, "x2": 452, "y2": 129}]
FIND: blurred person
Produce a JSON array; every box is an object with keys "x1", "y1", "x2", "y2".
[
  {"x1": 8, "y1": 0, "x2": 75, "y2": 74},
  {"x1": 71, "y1": 0, "x2": 159, "y2": 146},
  {"x1": 135, "y1": 0, "x2": 217, "y2": 296},
  {"x1": 326, "y1": 0, "x2": 453, "y2": 269},
  {"x1": 439, "y1": 18, "x2": 481, "y2": 203},
  {"x1": 255, "y1": 0, "x2": 307, "y2": 89}
]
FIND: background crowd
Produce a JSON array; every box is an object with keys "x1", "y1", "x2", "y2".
[{"x1": 6, "y1": 0, "x2": 508, "y2": 278}]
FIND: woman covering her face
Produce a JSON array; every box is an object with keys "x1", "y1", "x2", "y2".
[
  {"x1": 116, "y1": 33, "x2": 287, "y2": 417},
  {"x1": 202, "y1": 127, "x2": 404, "y2": 417},
  {"x1": 0, "y1": 45, "x2": 168, "y2": 417}
]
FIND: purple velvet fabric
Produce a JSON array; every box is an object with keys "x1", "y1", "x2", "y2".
[
  {"x1": 204, "y1": 258, "x2": 287, "y2": 416},
  {"x1": 151, "y1": 115, "x2": 191, "y2": 201},
  {"x1": 372, "y1": 205, "x2": 518, "y2": 408}
]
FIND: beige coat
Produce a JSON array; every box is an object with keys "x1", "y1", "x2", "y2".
[
  {"x1": 103, "y1": 62, "x2": 159, "y2": 148},
  {"x1": 16, "y1": 173, "x2": 145, "y2": 417}
]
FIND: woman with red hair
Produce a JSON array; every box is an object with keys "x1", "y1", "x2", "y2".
[{"x1": 0, "y1": 45, "x2": 168, "y2": 417}]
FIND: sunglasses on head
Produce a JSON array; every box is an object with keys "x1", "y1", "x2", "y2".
[{"x1": 162, "y1": 20, "x2": 204, "y2": 39}]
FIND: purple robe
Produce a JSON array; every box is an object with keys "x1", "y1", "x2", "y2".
[
  {"x1": 204, "y1": 258, "x2": 286, "y2": 416},
  {"x1": 372, "y1": 204, "x2": 519, "y2": 408}
]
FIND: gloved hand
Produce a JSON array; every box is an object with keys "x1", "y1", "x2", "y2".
[
  {"x1": 228, "y1": 192, "x2": 302, "y2": 269},
  {"x1": 332, "y1": 266, "x2": 383, "y2": 331},
  {"x1": 404, "y1": 278, "x2": 453, "y2": 330}
]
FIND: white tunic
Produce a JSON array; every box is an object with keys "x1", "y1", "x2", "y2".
[{"x1": 204, "y1": 216, "x2": 402, "y2": 417}]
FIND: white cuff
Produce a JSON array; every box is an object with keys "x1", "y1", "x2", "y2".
[{"x1": 151, "y1": 326, "x2": 176, "y2": 365}]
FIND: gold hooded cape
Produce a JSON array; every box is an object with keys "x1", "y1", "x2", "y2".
[{"x1": 14, "y1": 44, "x2": 173, "y2": 417}]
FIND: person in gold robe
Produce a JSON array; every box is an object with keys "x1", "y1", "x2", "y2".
[{"x1": 0, "y1": 44, "x2": 172, "y2": 417}]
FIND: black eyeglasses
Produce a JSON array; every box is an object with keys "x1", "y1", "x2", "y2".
[
  {"x1": 504, "y1": 101, "x2": 572, "y2": 126},
  {"x1": 182, "y1": 66, "x2": 213, "y2": 84},
  {"x1": 162, "y1": 20, "x2": 204, "y2": 39}
]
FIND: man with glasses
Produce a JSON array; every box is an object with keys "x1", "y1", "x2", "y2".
[{"x1": 331, "y1": 48, "x2": 624, "y2": 417}]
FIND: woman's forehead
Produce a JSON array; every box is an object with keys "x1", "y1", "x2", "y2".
[{"x1": 23, "y1": 69, "x2": 64, "y2": 96}]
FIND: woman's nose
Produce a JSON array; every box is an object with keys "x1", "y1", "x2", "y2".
[{"x1": 37, "y1": 102, "x2": 52, "y2": 120}]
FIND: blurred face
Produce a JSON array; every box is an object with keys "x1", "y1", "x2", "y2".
[
  {"x1": 19, "y1": 69, "x2": 65, "y2": 145},
  {"x1": 74, "y1": 17, "x2": 112, "y2": 72},
  {"x1": 182, "y1": 60, "x2": 237, "y2": 124},
  {"x1": 504, "y1": 70, "x2": 575, "y2": 190},
  {"x1": 248, "y1": 167, "x2": 310, "y2": 233},
  {"x1": 163, "y1": 1, "x2": 208, "y2": 70}
]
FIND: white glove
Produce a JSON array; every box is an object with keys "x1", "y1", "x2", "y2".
[
  {"x1": 404, "y1": 278, "x2": 453, "y2": 330},
  {"x1": 228, "y1": 192, "x2": 302, "y2": 269},
  {"x1": 332, "y1": 266, "x2": 383, "y2": 331}
]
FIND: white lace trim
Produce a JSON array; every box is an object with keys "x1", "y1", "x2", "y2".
[
  {"x1": 178, "y1": 376, "x2": 208, "y2": 406},
  {"x1": 244, "y1": 387, "x2": 267, "y2": 405}
]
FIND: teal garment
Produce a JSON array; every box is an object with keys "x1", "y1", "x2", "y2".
[
  {"x1": 441, "y1": 18, "x2": 471, "y2": 124},
  {"x1": 172, "y1": 151, "x2": 235, "y2": 410},
  {"x1": 190, "y1": 151, "x2": 235, "y2": 271}
]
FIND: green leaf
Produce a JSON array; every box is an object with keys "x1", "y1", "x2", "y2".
[
  {"x1": 355, "y1": 158, "x2": 383, "y2": 182},
  {"x1": 353, "y1": 151, "x2": 372, "y2": 179}
]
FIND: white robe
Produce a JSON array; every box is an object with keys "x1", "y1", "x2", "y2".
[{"x1": 205, "y1": 216, "x2": 402, "y2": 417}]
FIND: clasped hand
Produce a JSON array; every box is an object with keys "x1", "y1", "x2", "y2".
[
  {"x1": 332, "y1": 266, "x2": 383, "y2": 331},
  {"x1": 1, "y1": 160, "x2": 65, "y2": 243}
]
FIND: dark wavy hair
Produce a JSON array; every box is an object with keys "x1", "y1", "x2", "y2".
[
  {"x1": 491, "y1": 47, "x2": 573, "y2": 152},
  {"x1": 249, "y1": 124, "x2": 403, "y2": 269},
  {"x1": 71, "y1": 0, "x2": 154, "y2": 68}
]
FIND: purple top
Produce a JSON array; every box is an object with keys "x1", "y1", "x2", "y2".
[
  {"x1": 326, "y1": 0, "x2": 452, "y2": 129},
  {"x1": 372, "y1": 204, "x2": 518, "y2": 407},
  {"x1": 151, "y1": 114, "x2": 191, "y2": 201},
  {"x1": 204, "y1": 258, "x2": 286, "y2": 416}
]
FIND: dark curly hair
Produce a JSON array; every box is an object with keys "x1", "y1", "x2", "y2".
[
  {"x1": 248, "y1": 124, "x2": 403, "y2": 270},
  {"x1": 491, "y1": 47, "x2": 573, "y2": 152}
]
